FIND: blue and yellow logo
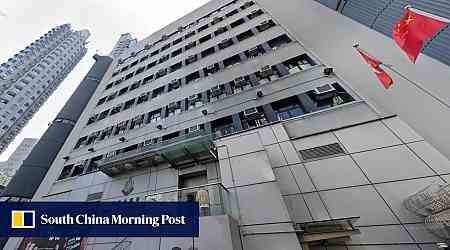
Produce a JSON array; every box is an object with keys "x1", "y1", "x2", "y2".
[{"x1": 11, "y1": 210, "x2": 35, "y2": 229}]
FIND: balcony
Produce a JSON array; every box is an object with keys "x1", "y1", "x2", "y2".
[
  {"x1": 98, "y1": 130, "x2": 216, "y2": 177},
  {"x1": 145, "y1": 183, "x2": 239, "y2": 221}
]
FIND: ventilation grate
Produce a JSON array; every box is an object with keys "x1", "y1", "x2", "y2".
[
  {"x1": 86, "y1": 192, "x2": 103, "y2": 202},
  {"x1": 299, "y1": 143, "x2": 345, "y2": 161}
]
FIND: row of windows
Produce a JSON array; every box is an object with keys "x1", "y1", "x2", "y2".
[
  {"x1": 116, "y1": 0, "x2": 255, "y2": 67},
  {"x1": 100, "y1": 20, "x2": 278, "y2": 108},
  {"x1": 90, "y1": 34, "x2": 293, "y2": 126},
  {"x1": 79, "y1": 53, "x2": 316, "y2": 149},
  {"x1": 65, "y1": 85, "x2": 354, "y2": 179},
  {"x1": 109, "y1": 6, "x2": 266, "y2": 86}
]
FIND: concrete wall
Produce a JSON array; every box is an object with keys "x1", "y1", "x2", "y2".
[{"x1": 255, "y1": 0, "x2": 450, "y2": 160}]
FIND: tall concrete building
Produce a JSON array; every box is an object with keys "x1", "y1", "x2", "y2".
[
  {"x1": 0, "y1": 138, "x2": 38, "y2": 187},
  {"x1": 5, "y1": 0, "x2": 450, "y2": 249},
  {"x1": 0, "y1": 24, "x2": 90, "y2": 154}
]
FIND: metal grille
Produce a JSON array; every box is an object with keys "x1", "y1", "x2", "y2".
[
  {"x1": 299, "y1": 143, "x2": 345, "y2": 161},
  {"x1": 86, "y1": 192, "x2": 103, "y2": 201}
]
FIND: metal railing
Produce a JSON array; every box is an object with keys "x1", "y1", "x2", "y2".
[
  {"x1": 145, "y1": 183, "x2": 239, "y2": 221},
  {"x1": 100, "y1": 130, "x2": 213, "y2": 166}
]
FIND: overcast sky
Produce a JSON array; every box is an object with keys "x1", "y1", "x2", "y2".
[{"x1": 0, "y1": 0, "x2": 210, "y2": 161}]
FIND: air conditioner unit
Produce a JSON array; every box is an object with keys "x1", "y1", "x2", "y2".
[
  {"x1": 178, "y1": 26, "x2": 184, "y2": 32},
  {"x1": 314, "y1": 84, "x2": 336, "y2": 100},
  {"x1": 212, "y1": 17, "x2": 221, "y2": 24},
  {"x1": 188, "y1": 94, "x2": 198, "y2": 102},
  {"x1": 187, "y1": 55, "x2": 197, "y2": 63},
  {"x1": 216, "y1": 27, "x2": 227, "y2": 34},
  {"x1": 206, "y1": 64, "x2": 217, "y2": 73},
  {"x1": 244, "y1": 107, "x2": 259, "y2": 117},
  {"x1": 143, "y1": 139, "x2": 153, "y2": 147},
  {"x1": 161, "y1": 34, "x2": 168, "y2": 40},
  {"x1": 157, "y1": 69, "x2": 166, "y2": 76},
  {"x1": 248, "y1": 46, "x2": 259, "y2": 57},
  {"x1": 234, "y1": 77, "x2": 248, "y2": 88},
  {"x1": 170, "y1": 79, "x2": 180, "y2": 89},
  {"x1": 259, "y1": 20, "x2": 272, "y2": 31},
  {"x1": 131, "y1": 52, "x2": 137, "y2": 57},
  {"x1": 168, "y1": 102, "x2": 179, "y2": 111},
  {"x1": 144, "y1": 44, "x2": 152, "y2": 50},
  {"x1": 249, "y1": 9, "x2": 261, "y2": 18},
  {"x1": 243, "y1": 1, "x2": 253, "y2": 8},
  {"x1": 189, "y1": 125, "x2": 201, "y2": 133},
  {"x1": 211, "y1": 86, "x2": 223, "y2": 97},
  {"x1": 259, "y1": 65, "x2": 273, "y2": 78},
  {"x1": 118, "y1": 58, "x2": 124, "y2": 64}
]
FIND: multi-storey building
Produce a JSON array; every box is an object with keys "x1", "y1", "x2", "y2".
[
  {"x1": 0, "y1": 24, "x2": 90, "y2": 153},
  {"x1": 4, "y1": 0, "x2": 450, "y2": 249},
  {"x1": 0, "y1": 138, "x2": 37, "y2": 187}
]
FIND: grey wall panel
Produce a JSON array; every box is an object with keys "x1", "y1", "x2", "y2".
[
  {"x1": 315, "y1": 0, "x2": 340, "y2": 10},
  {"x1": 341, "y1": 0, "x2": 391, "y2": 28}
]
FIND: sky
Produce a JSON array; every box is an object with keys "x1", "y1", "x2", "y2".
[{"x1": 0, "y1": 0, "x2": 210, "y2": 161}]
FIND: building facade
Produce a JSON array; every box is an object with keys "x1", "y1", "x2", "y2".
[
  {"x1": 6, "y1": 0, "x2": 450, "y2": 249},
  {"x1": 0, "y1": 24, "x2": 90, "y2": 154},
  {"x1": 0, "y1": 138, "x2": 38, "y2": 187}
]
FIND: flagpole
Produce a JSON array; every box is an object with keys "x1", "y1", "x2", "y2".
[
  {"x1": 354, "y1": 44, "x2": 450, "y2": 109},
  {"x1": 382, "y1": 64, "x2": 450, "y2": 109}
]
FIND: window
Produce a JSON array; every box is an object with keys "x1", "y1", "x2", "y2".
[
  {"x1": 172, "y1": 38, "x2": 182, "y2": 46},
  {"x1": 185, "y1": 31, "x2": 195, "y2": 39},
  {"x1": 185, "y1": 41, "x2": 196, "y2": 51},
  {"x1": 106, "y1": 92, "x2": 117, "y2": 102},
  {"x1": 226, "y1": 9, "x2": 238, "y2": 18},
  {"x1": 151, "y1": 50, "x2": 159, "y2": 57},
  {"x1": 185, "y1": 55, "x2": 198, "y2": 65},
  {"x1": 155, "y1": 69, "x2": 167, "y2": 79},
  {"x1": 204, "y1": 63, "x2": 219, "y2": 76},
  {"x1": 247, "y1": 9, "x2": 264, "y2": 19},
  {"x1": 58, "y1": 165, "x2": 73, "y2": 180},
  {"x1": 223, "y1": 54, "x2": 241, "y2": 68},
  {"x1": 161, "y1": 43, "x2": 170, "y2": 52},
  {"x1": 98, "y1": 110, "x2": 110, "y2": 120},
  {"x1": 267, "y1": 34, "x2": 292, "y2": 50},
  {"x1": 130, "y1": 60, "x2": 138, "y2": 68},
  {"x1": 105, "y1": 83, "x2": 113, "y2": 90},
  {"x1": 152, "y1": 86, "x2": 165, "y2": 98},
  {"x1": 142, "y1": 75, "x2": 154, "y2": 85},
  {"x1": 257, "y1": 20, "x2": 276, "y2": 32},
  {"x1": 271, "y1": 96, "x2": 304, "y2": 120},
  {"x1": 118, "y1": 87, "x2": 129, "y2": 96},
  {"x1": 139, "y1": 55, "x2": 149, "y2": 62},
  {"x1": 214, "y1": 26, "x2": 228, "y2": 36},
  {"x1": 74, "y1": 136, "x2": 88, "y2": 149},
  {"x1": 147, "y1": 61, "x2": 157, "y2": 70},
  {"x1": 110, "y1": 104, "x2": 122, "y2": 115},
  {"x1": 168, "y1": 79, "x2": 181, "y2": 92},
  {"x1": 123, "y1": 99, "x2": 136, "y2": 110},
  {"x1": 241, "y1": 1, "x2": 255, "y2": 10},
  {"x1": 201, "y1": 46, "x2": 216, "y2": 58},
  {"x1": 125, "y1": 72, "x2": 134, "y2": 80},
  {"x1": 172, "y1": 48, "x2": 182, "y2": 57},
  {"x1": 211, "y1": 16, "x2": 223, "y2": 25},
  {"x1": 236, "y1": 30, "x2": 254, "y2": 41},
  {"x1": 97, "y1": 97, "x2": 107, "y2": 106},
  {"x1": 147, "y1": 109, "x2": 162, "y2": 123},
  {"x1": 198, "y1": 24, "x2": 209, "y2": 33},
  {"x1": 137, "y1": 92, "x2": 150, "y2": 104},
  {"x1": 185, "y1": 71, "x2": 200, "y2": 84},
  {"x1": 219, "y1": 38, "x2": 233, "y2": 50},
  {"x1": 130, "y1": 115, "x2": 145, "y2": 130},
  {"x1": 114, "y1": 121, "x2": 129, "y2": 136},
  {"x1": 230, "y1": 18, "x2": 245, "y2": 28},
  {"x1": 199, "y1": 34, "x2": 212, "y2": 44},
  {"x1": 170, "y1": 62, "x2": 182, "y2": 72},
  {"x1": 159, "y1": 54, "x2": 169, "y2": 63},
  {"x1": 87, "y1": 114, "x2": 98, "y2": 125}
]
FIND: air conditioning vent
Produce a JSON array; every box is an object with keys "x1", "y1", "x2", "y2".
[
  {"x1": 143, "y1": 139, "x2": 153, "y2": 147},
  {"x1": 211, "y1": 86, "x2": 223, "y2": 97},
  {"x1": 234, "y1": 77, "x2": 248, "y2": 88},
  {"x1": 248, "y1": 46, "x2": 259, "y2": 57},
  {"x1": 299, "y1": 143, "x2": 345, "y2": 161},
  {"x1": 86, "y1": 192, "x2": 103, "y2": 201}
]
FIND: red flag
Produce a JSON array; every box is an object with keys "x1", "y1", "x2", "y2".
[
  {"x1": 393, "y1": 8, "x2": 447, "y2": 63},
  {"x1": 355, "y1": 46, "x2": 393, "y2": 89}
]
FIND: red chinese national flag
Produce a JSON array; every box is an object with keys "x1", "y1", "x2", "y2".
[
  {"x1": 355, "y1": 47, "x2": 393, "y2": 89},
  {"x1": 393, "y1": 8, "x2": 447, "y2": 63}
]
